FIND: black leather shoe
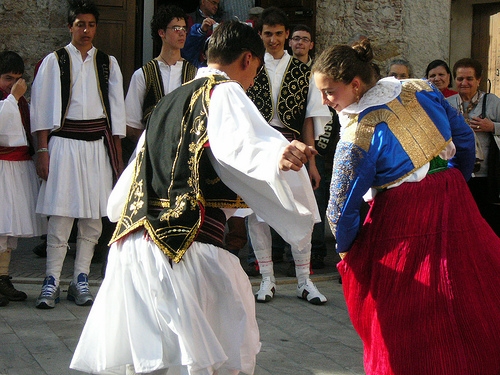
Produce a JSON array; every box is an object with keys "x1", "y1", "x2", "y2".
[{"x1": 32, "y1": 240, "x2": 47, "y2": 258}]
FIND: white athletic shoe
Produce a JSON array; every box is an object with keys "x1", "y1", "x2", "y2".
[
  {"x1": 255, "y1": 276, "x2": 276, "y2": 303},
  {"x1": 297, "y1": 279, "x2": 327, "y2": 305}
]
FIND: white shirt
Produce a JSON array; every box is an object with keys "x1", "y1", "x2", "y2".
[
  {"x1": 0, "y1": 94, "x2": 27, "y2": 147},
  {"x1": 31, "y1": 43, "x2": 126, "y2": 137},
  {"x1": 125, "y1": 60, "x2": 184, "y2": 130},
  {"x1": 109, "y1": 67, "x2": 320, "y2": 251}
]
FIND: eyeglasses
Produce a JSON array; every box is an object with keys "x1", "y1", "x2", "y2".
[
  {"x1": 166, "y1": 26, "x2": 187, "y2": 33},
  {"x1": 291, "y1": 36, "x2": 311, "y2": 43},
  {"x1": 389, "y1": 73, "x2": 409, "y2": 79}
]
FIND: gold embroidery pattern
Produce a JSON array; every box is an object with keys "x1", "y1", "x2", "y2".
[
  {"x1": 353, "y1": 80, "x2": 450, "y2": 190},
  {"x1": 277, "y1": 58, "x2": 309, "y2": 132},
  {"x1": 246, "y1": 68, "x2": 273, "y2": 123}
]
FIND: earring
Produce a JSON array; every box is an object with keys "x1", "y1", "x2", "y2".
[{"x1": 355, "y1": 88, "x2": 360, "y2": 103}]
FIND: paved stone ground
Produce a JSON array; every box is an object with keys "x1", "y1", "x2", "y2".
[{"x1": 0, "y1": 234, "x2": 366, "y2": 375}]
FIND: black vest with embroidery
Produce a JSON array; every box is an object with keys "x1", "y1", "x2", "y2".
[
  {"x1": 141, "y1": 59, "x2": 198, "y2": 124},
  {"x1": 54, "y1": 47, "x2": 111, "y2": 126},
  {"x1": 247, "y1": 57, "x2": 310, "y2": 135},
  {"x1": 111, "y1": 75, "x2": 247, "y2": 262}
]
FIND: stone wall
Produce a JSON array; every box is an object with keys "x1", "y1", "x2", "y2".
[
  {"x1": 2, "y1": 0, "x2": 453, "y2": 92},
  {"x1": 315, "y1": 0, "x2": 451, "y2": 79},
  {"x1": 0, "y1": 0, "x2": 69, "y2": 95}
]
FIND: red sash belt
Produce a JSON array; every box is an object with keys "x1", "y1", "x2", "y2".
[{"x1": 0, "y1": 146, "x2": 31, "y2": 161}]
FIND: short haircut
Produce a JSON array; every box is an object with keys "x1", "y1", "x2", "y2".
[
  {"x1": 0, "y1": 51, "x2": 24, "y2": 76},
  {"x1": 256, "y1": 6, "x2": 290, "y2": 32},
  {"x1": 67, "y1": 0, "x2": 100, "y2": 25},
  {"x1": 386, "y1": 58, "x2": 413, "y2": 78},
  {"x1": 150, "y1": 5, "x2": 187, "y2": 47},
  {"x1": 425, "y1": 59, "x2": 453, "y2": 88},
  {"x1": 291, "y1": 24, "x2": 312, "y2": 37},
  {"x1": 207, "y1": 20, "x2": 264, "y2": 65},
  {"x1": 452, "y1": 58, "x2": 482, "y2": 79}
]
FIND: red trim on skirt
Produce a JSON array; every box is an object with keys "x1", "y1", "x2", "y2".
[{"x1": 337, "y1": 168, "x2": 500, "y2": 375}]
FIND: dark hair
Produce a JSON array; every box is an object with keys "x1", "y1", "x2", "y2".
[
  {"x1": 312, "y1": 38, "x2": 378, "y2": 86},
  {"x1": 425, "y1": 59, "x2": 453, "y2": 88},
  {"x1": 67, "y1": 0, "x2": 100, "y2": 25},
  {"x1": 208, "y1": 20, "x2": 264, "y2": 65},
  {"x1": 386, "y1": 58, "x2": 413, "y2": 78},
  {"x1": 291, "y1": 24, "x2": 312, "y2": 36},
  {"x1": 256, "y1": 6, "x2": 289, "y2": 32},
  {"x1": 0, "y1": 51, "x2": 24, "y2": 76},
  {"x1": 150, "y1": 5, "x2": 187, "y2": 47},
  {"x1": 452, "y1": 58, "x2": 482, "y2": 79}
]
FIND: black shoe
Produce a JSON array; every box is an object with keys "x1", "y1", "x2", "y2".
[
  {"x1": 285, "y1": 262, "x2": 296, "y2": 277},
  {"x1": 91, "y1": 244, "x2": 109, "y2": 264},
  {"x1": 32, "y1": 240, "x2": 47, "y2": 258},
  {"x1": 0, "y1": 275, "x2": 27, "y2": 301},
  {"x1": 0, "y1": 295, "x2": 8, "y2": 307},
  {"x1": 311, "y1": 254, "x2": 326, "y2": 269},
  {"x1": 245, "y1": 262, "x2": 260, "y2": 277}
]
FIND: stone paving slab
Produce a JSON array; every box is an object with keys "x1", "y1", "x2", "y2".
[
  {"x1": 0, "y1": 281, "x2": 364, "y2": 375},
  {"x1": 1, "y1": 232, "x2": 366, "y2": 374}
]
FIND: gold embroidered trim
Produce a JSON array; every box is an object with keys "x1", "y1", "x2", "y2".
[{"x1": 353, "y1": 80, "x2": 450, "y2": 190}]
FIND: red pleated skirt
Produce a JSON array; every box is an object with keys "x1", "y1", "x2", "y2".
[{"x1": 337, "y1": 168, "x2": 500, "y2": 375}]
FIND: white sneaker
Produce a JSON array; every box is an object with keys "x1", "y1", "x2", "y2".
[
  {"x1": 255, "y1": 276, "x2": 276, "y2": 303},
  {"x1": 297, "y1": 279, "x2": 327, "y2": 305}
]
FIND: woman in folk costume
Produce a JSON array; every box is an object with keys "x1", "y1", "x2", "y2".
[{"x1": 312, "y1": 39, "x2": 500, "y2": 375}]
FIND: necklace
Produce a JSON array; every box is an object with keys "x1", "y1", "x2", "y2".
[
  {"x1": 158, "y1": 55, "x2": 170, "y2": 66},
  {"x1": 460, "y1": 91, "x2": 481, "y2": 123}
]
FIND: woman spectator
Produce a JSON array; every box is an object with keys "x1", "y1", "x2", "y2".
[
  {"x1": 312, "y1": 39, "x2": 500, "y2": 375},
  {"x1": 447, "y1": 58, "x2": 500, "y2": 236},
  {"x1": 425, "y1": 59, "x2": 457, "y2": 97},
  {"x1": 386, "y1": 58, "x2": 412, "y2": 79}
]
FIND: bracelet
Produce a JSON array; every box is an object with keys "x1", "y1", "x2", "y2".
[{"x1": 36, "y1": 148, "x2": 49, "y2": 153}]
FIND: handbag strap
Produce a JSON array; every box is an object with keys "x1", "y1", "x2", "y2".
[{"x1": 481, "y1": 93, "x2": 488, "y2": 118}]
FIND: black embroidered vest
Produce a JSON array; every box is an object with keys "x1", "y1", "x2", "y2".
[
  {"x1": 247, "y1": 57, "x2": 310, "y2": 135},
  {"x1": 54, "y1": 47, "x2": 111, "y2": 126},
  {"x1": 141, "y1": 59, "x2": 198, "y2": 124},
  {"x1": 111, "y1": 75, "x2": 247, "y2": 262}
]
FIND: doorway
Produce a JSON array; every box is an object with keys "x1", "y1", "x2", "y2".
[{"x1": 472, "y1": 2, "x2": 500, "y2": 95}]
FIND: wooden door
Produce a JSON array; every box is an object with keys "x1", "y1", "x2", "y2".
[
  {"x1": 490, "y1": 12, "x2": 500, "y2": 96},
  {"x1": 472, "y1": 3, "x2": 500, "y2": 95},
  {"x1": 93, "y1": 0, "x2": 138, "y2": 89}
]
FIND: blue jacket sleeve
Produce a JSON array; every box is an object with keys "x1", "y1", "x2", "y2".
[
  {"x1": 328, "y1": 140, "x2": 377, "y2": 253},
  {"x1": 181, "y1": 24, "x2": 208, "y2": 68}
]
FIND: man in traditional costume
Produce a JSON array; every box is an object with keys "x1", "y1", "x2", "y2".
[
  {"x1": 125, "y1": 4, "x2": 197, "y2": 148},
  {"x1": 31, "y1": 0, "x2": 126, "y2": 309},
  {"x1": 0, "y1": 51, "x2": 46, "y2": 307},
  {"x1": 246, "y1": 6, "x2": 331, "y2": 303},
  {"x1": 70, "y1": 20, "x2": 320, "y2": 375}
]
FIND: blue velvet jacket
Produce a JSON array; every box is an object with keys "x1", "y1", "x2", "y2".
[{"x1": 328, "y1": 79, "x2": 475, "y2": 253}]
